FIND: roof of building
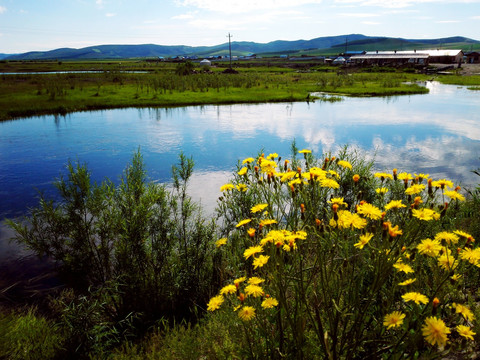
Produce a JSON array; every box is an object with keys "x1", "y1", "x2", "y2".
[
  {"x1": 351, "y1": 53, "x2": 429, "y2": 60},
  {"x1": 363, "y1": 49, "x2": 463, "y2": 57}
]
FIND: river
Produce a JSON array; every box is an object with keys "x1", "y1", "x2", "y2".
[{"x1": 1, "y1": 81, "x2": 479, "y2": 250}]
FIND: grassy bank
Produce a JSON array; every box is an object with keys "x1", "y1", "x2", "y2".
[
  {"x1": 0, "y1": 61, "x2": 433, "y2": 121},
  {"x1": 2, "y1": 147, "x2": 480, "y2": 359}
]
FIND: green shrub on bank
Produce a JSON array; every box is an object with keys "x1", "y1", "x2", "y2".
[{"x1": 7, "y1": 150, "x2": 220, "y2": 355}]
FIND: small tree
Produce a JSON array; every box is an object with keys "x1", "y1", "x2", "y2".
[{"x1": 175, "y1": 60, "x2": 195, "y2": 75}]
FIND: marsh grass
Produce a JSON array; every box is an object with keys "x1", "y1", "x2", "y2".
[{"x1": 0, "y1": 64, "x2": 434, "y2": 120}]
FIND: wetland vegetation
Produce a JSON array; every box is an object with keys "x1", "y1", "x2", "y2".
[
  {"x1": 0, "y1": 59, "x2": 446, "y2": 121},
  {"x1": 2, "y1": 58, "x2": 480, "y2": 358},
  {"x1": 2, "y1": 147, "x2": 480, "y2": 359}
]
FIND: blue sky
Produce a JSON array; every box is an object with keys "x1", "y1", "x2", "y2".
[{"x1": 1, "y1": 0, "x2": 479, "y2": 53}]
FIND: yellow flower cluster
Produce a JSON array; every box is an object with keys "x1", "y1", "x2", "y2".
[
  {"x1": 214, "y1": 150, "x2": 477, "y2": 352},
  {"x1": 207, "y1": 275, "x2": 279, "y2": 322}
]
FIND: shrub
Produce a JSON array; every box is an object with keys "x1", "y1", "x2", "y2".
[
  {"x1": 7, "y1": 150, "x2": 219, "y2": 330},
  {"x1": 210, "y1": 146, "x2": 479, "y2": 359}
]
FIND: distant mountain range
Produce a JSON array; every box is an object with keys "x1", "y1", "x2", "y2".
[{"x1": 3, "y1": 34, "x2": 479, "y2": 61}]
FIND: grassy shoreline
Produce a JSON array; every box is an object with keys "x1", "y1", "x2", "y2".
[
  {"x1": 0, "y1": 61, "x2": 433, "y2": 121},
  {"x1": 1, "y1": 60, "x2": 480, "y2": 121}
]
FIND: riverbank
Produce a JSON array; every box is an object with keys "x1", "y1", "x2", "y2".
[
  {"x1": 0, "y1": 60, "x2": 440, "y2": 121},
  {"x1": 1, "y1": 147, "x2": 480, "y2": 359}
]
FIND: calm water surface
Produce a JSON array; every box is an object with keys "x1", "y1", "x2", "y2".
[{"x1": 1, "y1": 81, "x2": 479, "y2": 248}]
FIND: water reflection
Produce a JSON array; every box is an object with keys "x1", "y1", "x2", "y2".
[{"x1": 1, "y1": 82, "x2": 479, "y2": 245}]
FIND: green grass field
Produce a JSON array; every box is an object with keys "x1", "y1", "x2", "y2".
[{"x1": 1, "y1": 59, "x2": 479, "y2": 121}]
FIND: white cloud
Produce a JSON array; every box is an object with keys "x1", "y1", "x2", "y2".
[
  {"x1": 172, "y1": 12, "x2": 196, "y2": 20},
  {"x1": 106, "y1": 13, "x2": 116, "y2": 17},
  {"x1": 335, "y1": 0, "x2": 480, "y2": 8},
  {"x1": 362, "y1": 21, "x2": 381, "y2": 24},
  {"x1": 435, "y1": 20, "x2": 460, "y2": 23},
  {"x1": 0, "y1": 6, "x2": 6, "y2": 14},
  {"x1": 471, "y1": 15, "x2": 480, "y2": 19},
  {"x1": 175, "y1": 0, "x2": 323, "y2": 13},
  {"x1": 339, "y1": 12, "x2": 380, "y2": 17}
]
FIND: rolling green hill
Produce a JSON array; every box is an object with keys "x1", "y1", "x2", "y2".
[{"x1": 4, "y1": 34, "x2": 479, "y2": 60}]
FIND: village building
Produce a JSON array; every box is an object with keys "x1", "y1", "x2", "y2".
[
  {"x1": 465, "y1": 51, "x2": 480, "y2": 64},
  {"x1": 349, "y1": 49, "x2": 463, "y2": 66},
  {"x1": 199, "y1": 58, "x2": 212, "y2": 67}
]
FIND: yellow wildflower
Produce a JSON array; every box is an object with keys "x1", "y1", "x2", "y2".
[
  {"x1": 251, "y1": 203, "x2": 268, "y2": 213},
  {"x1": 357, "y1": 202, "x2": 383, "y2": 220},
  {"x1": 247, "y1": 277, "x2": 265, "y2": 285},
  {"x1": 431, "y1": 179, "x2": 454, "y2": 189},
  {"x1": 337, "y1": 210, "x2": 367, "y2": 230},
  {"x1": 376, "y1": 187, "x2": 389, "y2": 194},
  {"x1": 261, "y1": 297, "x2": 279, "y2": 309},
  {"x1": 238, "y1": 306, "x2": 256, "y2": 321},
  {"x1": 309, "y1": 167, "x2": 327, "y2": 179},
  {"x1": 405, "y1": 184, "x2": 425, "y2": 195},
  {"x1": 456, "y1": 325, "x2": 476, "y2": 340},
  {"x1": 236, "y1": 183, "x2": 248, "y2": 192},
  {"x1": 453, "y1": 230, "x2": 475, "y2": 242},
  {"x1": 385, "y1": 200, "x2": 406, "y2": 211},
  {"x1": 252, "y1": 255, "x2": 270, "y2": 269},
  {"x1": 234, "y1": 277, "x2": 246, "y2": 286},
  {"x1": 437, "y1": 253, "x2": 456, "y2": 271},
  {"x1": 245, "y1": 284, "x2": 264, "y2": 297},
  {"x1": 259, "y1": 219, "x2": 277, "y2": 227},
  {"x1": 215, "y1": 237, "x2": 227, "y2": 248},
  {"x1": 402, "y1": 292, "x2": 428, "y2": 305},
  {"x1": 354, "y1": 233, "x2": 374, "y2": 250},
  {"x1": 444, "y1": 190, "x2": 465, "y2": 201},
  {"x1": 328, "y1": 170, "x2": 340, "y2": 178},
  {"x1": 220, "y1": 284, "x2": 237, "y2": 295},
  {"x1": 320, "y1": 178, "x2": 340, "y2": 189},
  {"x1": 375, "y1": 172, "x2": 393, "y2": 180},
  {"x1": 207, "y1": 295, "x2": 224, "y2": 311},
  {"x1": 414, "y1": 173, "x2": 429, "y2": 181},
  {"x1": 238, "y1": 167, "x2": 248, "y2": 176},
  {"x1": 434, "y1": 231, "x2": 459, "y2": 245},
  {"x1": 236, "y1": 218, "x2": 252, "y2": 227},
  {"x1": 417, "y1": 238, "x2": 442, "y2": 257},
  {"x1": 337, "y1": 160, "x2": 352, "y2": 169},
  {"x1": 452, "y1": 303, "x2": 475, "y2": 321},
  {"x1": 398, "y1": 172, "x2": 413, "y2": 181},
  {"x1": 412, "y1": 208, "x2": 440, "y2": 221},
  {"x1": 422, "y1": 316, "x2": 450, "y2": 348},
  {"x1": 329, "y1": 197, "x2": 348, "y2": 207},
  {"x1": 242, "y1": 157, "x2": 255, "y2": 164},
  {"x1": 450, "y1": 273, "x2": 462, "y2": 281},
  {"x1": 398, "y1": 278, "x2": 416, "y2": 286},
  {"x1": 244, "y1": 245, "x2": 263, "y2": 260},
  {"x1": 460, "y1": 247, "x2": 480, "y2": 265},
  {"x1": 220, "y1": 183, "x2": 235, "y2": 192},
  {"x1": 383, "y1": 311, "x2": 406, "y2": 329},
  {"x1": 394, "y1": 262, "x2": 414, "y2": 274},
  {"x1": 280, "y1": 171, "x2": 297, "y2": 182},
  {"x1": 298, "y1": 149, "x2": 311, "y2": 154}
]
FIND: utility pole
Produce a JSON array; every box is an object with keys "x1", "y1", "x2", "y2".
[{"x1": 227, "y1": 32, "x2": 233, "y2": 69}]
